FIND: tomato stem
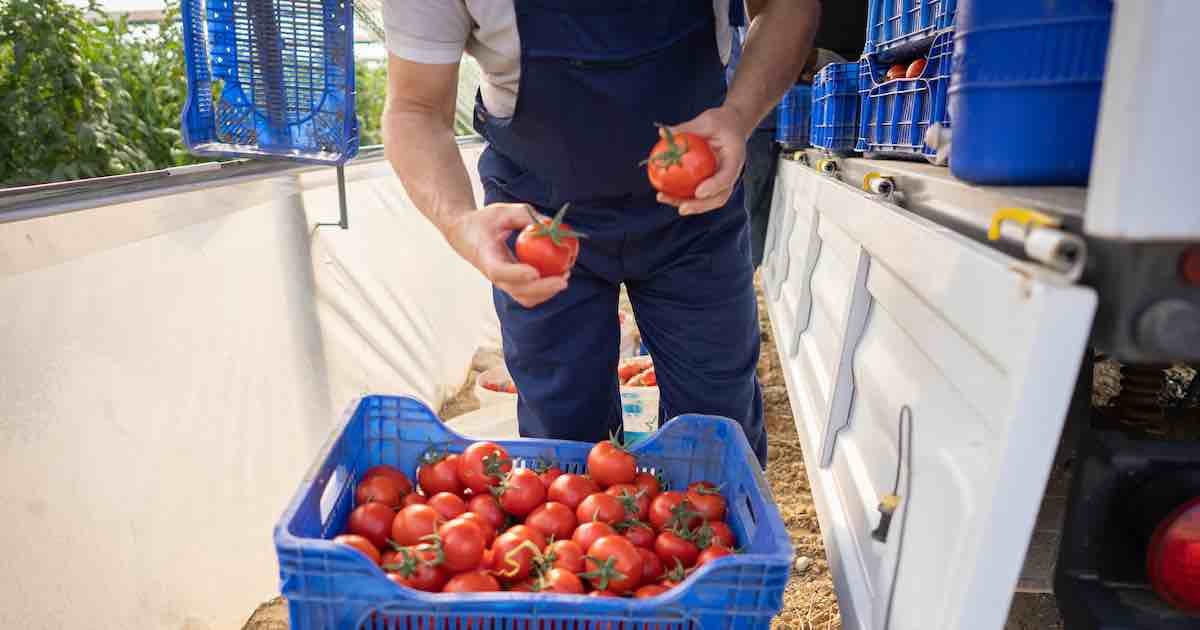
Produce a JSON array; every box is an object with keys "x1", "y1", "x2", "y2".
[
  {"x1": 579, "y1": 555, "x2": 626, "y2": 592},
  {"x1": 524, "y1": 203, "x2": 588, "y2": 248}
]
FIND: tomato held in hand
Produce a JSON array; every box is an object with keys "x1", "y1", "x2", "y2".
[
  {"x1": 885, "y1": 63, "x2": 906, "y2": 81},
  {"x1": 417, "y1": 449, "x2": 462, "y2": 496},
  {"x1": 458, "y1": 442, "x2": 512, "y2": 494},
  {"x1": 643, "y1": 126, "x2": 717, "y2": 199},
  {"x1": 392, "y1": 504, "x2": 441, "y2": 547},
  {"x1": 576, "y1": 493, "x2": 626, "y2": 525},
  {"x1": 583, "y1": 535, "x2": 643, "y2": 594},
  {"x1": 443, "y1": 570, "x2": 501, "y2": 593},
  {"x1": 514, "y1": 203, "x2": 587, "y2": 278},
  {"x1": 587, "y1": 437, "x2": 637, "y2": 488},
  {"x1": 347, "y1": 502, "x2": 395, "y2": 550},
  {"x1": 334, "y1": 534, "x2": 382, "y2": 565},
  {"x1": 905, "y1": 58, "x2": 927, "y2": 78},
  {"x1": 548, "y1": 473, "x2": 601, "y2": 511},
  {"x1": 497, "y1": 468, "x2": 547, "y2": 518},
  {"x1": 437, "y1": 517, "x2": 486, "y2": 573},
  {"x1": 525, "y1": 501, "x2": 577, "y2": 541}
]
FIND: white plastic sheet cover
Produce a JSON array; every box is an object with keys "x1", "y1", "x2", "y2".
[{"x1": 0, "y1": 144, "x2": 499, "y2": 629}]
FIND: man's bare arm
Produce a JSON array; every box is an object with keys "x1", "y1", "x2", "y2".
[{"x1": 381, "y1": 55, "x2": 567, "y2": 307}]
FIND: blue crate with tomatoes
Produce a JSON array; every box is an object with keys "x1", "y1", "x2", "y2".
[
  {"x1": 274, "y1": 395, "x2": 792, "y2": 630},
  {"x1": 856, "y1": 30, "x2": 954, "y2": 161}
]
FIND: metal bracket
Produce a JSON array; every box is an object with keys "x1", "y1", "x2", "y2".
[{"x1": 316, "y1": 165, "x2": 350, "y2": 230}]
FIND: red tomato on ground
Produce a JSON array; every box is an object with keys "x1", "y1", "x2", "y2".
[
  {"x1": 497, "y1": 468, "x2": 547, "y2": 518},
  {"x1": 548, "y1": 474, "x2": 601, "y2": 511},
  {"x1": 514, "y1": 203, "x2": 586, "y2": 278},
  {"x1": 458, "y1": 442, "x2": 512, "y2": 494},
  {"x1": 417, "y1": 450, "x2": 462, "y2": 496},
  {"x1": 443, "y1": 570, "x2": 501, "y2": 593},
  {"x1": 437, "y1": 517, "x2": 486, "y2": 573},
  {"x1": 573, "y1": 521, "x2": 618, "y2": 554},
  {"x1": 334, "y1": 534, "x2": 382, "y2": 565},
  {"x1": 643, "y1": 127, "x2": 717, "y2": 199},
  {"x1": 905, "y1": 58, "x2": 927, "y2": 78},
  {"x1": 606, "y1": 484, "x2": 650, "y2": 521},
  {"x1": 427, "y1": 492, "x2": 468, "y2": 521},
  {"x1": 362, "y1": 464, "x2": 414, "y2": 496},
  {"x1": 655, "y1": 531, "x2": 700, "y2": 569},
  {"x1": 391, "y1": 504, "x2": 441, "y2": 547},
  {"x1": 544, "y1": 539, "x2": 585, "y2": 573},
  {"x1": 525, "y1": 501, "x2": 577, "y2": 541},
  {"x1": 492, "y1": 531, "x2": 542, "y2": 583},
  {"x1": 355, "y1": 475, "x2": 404, "y2": 509},
  {"x1": 583, "y1": 535, "x2": 643, "y2": 594},
  {"x1": 347, "y1": 502, "x2": 395, "y2": 550},
  {"x1": 587, "y1": 438, "x2": 637, "y2": 488},
  {"x1": 885, "y1": 63, "x2": 906, "y2": 81},
  {"x1": 637, "y1": 547, "x2": 664, "y2": 586},
  {"x1": 576, "y1": 493, "x2": 626, "y2": 525}
]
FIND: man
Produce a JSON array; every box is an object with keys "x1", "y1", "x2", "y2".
[
  {"x1": 732, "y1": 2, "x2": 868, "y2": 269},
  {"x1": 381, "y1": 0, "x2": 819, "y2": 468}
]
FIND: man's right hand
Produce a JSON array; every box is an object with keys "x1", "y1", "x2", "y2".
[{"x1": 444, "y1": 203, "x2": 570, "y2": 309}]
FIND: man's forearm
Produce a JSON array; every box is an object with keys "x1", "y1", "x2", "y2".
[
  {"x1": 381, "y1": 107, "x2": 477, "y2": 237},
  {"x1": 726, "y1": 0, "x2": 820, "y2": 137}
]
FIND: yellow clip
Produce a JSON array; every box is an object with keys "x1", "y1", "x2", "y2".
[
  {"x1": 862, "y1": 171, "x2": 894, "y2": 193},
  {"x1": 988, "y1": 207, "x2": 1061, "y2": 241},
  {"x1": 816, "y1": 158, "x2": 838, "y2": 174}
]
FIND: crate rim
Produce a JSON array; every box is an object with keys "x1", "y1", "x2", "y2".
[{"x1": 273, "y1": 393, "x2": 793, "y2": 609}]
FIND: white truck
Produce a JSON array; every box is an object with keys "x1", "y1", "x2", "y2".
[{"x1": 760, "y1": 2, "x2": 1199, "y2": 629}]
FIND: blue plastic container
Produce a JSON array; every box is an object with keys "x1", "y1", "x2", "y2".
[
  {"x1": 810, "y1": 63, "x2": 862, "y2": 153},
  {"x1": 180, "y1": 0, "x2": 359, "y2": 164},
  {"x1": 948, "y1": 0, "x2": 1113, "y2": 185},
  {"x1": 274, "y1": 395, "x2": 792, "y2": 630},
  {"x1": 775, "y1": 84, "x2": 814, "y2": 150},
  {"x1": 865, "y1": 0, "x2": 957, "y2": 60},
  {"x1": 856, "y1": 30, "x2": 954, "y2": 161}
]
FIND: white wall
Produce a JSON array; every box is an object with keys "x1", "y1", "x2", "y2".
[{"x1": 0, "y1": 147, "x2": 496, "y2": 629}]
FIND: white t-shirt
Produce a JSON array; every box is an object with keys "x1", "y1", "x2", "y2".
[{"x1": 382, "y1": 0, "x2": 736, "y2": 118}]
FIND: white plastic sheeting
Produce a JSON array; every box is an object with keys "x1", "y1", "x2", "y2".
[{"x1": 0, "y1": 144, "x2": 499, "y2": 629}]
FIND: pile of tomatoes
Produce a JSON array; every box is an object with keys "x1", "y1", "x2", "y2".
[
  {"x1": 618, "y1": 356, "x2": 656, "y2": 388},
  {"x1": 334, "y1": 437, "x2": 738, "y2": 598}
]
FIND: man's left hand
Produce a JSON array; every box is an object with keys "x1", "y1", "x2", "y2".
[{"x1": 657, "y1": 106, "x2": 753, "y2": 216}]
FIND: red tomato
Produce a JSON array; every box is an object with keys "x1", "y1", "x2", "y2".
[
  {"x1": 548, "y1": 474, "x2": 601, "y2": 511},
  {"x1": 633, "y1": 472, "x2": 662, "y2": 500},
  {"x1": 576, "y1": 493, "x2": 626, "y2": 525},
  {"x1": 573, "y1": 521, "x2": 618, "y2": 553},
  {"x1": 391, "y1": 504, "x2": 441, "y2": 547},
  {"x1": 417, "y1": 451, "x2": 462, "y2": 496},
  {"x1": 637, "y1": 547, "x2": 664, "y2": 586},
  {"x1": 481, "y1": 547, "x2": 494, "y2": 570},
  {"x1": 514, "y1": 203, "x2": 585, "y2": 278},
  {"x1": 363, "y1": 464, "x2": 414, "y2": 496},
  {"x1": 697, "y1": 521, "x2": 736, "y2": 550},
  {"x1": 544, "y1": 539, "x2": 585, "y2": 573},
  {"x1": 655, "y1": 531, "x2": 699, "y2": 569},
  {"x1": 525, "y1": 501, "x2": 577, "y2": 541},
  {"x1": 587, "y1": 439, "x2": 637, "y2": 488},
  {"x1": 437, "y1": 517, "x2": 486, "y2": 573},
  {"x1": 534, "y1": 462, "x2": 564, "y2": 489},
  {"x1": 685, "y1": 485, "x2": 726, "y2": 523},
  {"x1": 588, "y1": 590, "x2": 619, "y2": 598},
  {"x1": 458, "y1": 442, "x2": 512, "y2": 494},
  {"x1": 606, "y1": 484, "x2": 650, "y2": 521},
  {"x1": 334, "y1": 534, "x2": 381, "y2": 565},
  {"x1": 905, "y1": 58, "x2": 927, "y2": 78},
  {"x1": 402, "y1": 493, "x2": 428, "y2": 507},
  {"x1": 509, "y1": 579, "x2": 538, "y2": 593},
  {"x1": 355, "y1": 475, "x2": 404, "y2": 509},
  {"x1": 885, "y1": 63, "x2": 906, "y2": 81},
  {"x1": 428, "y1": 492, "x2": 468, "y2": 521},
  {"x1": 583, "y1": 535, "x2": 643, "y2": 594},
  {"x1": 619, "y1": 521, "x2": 656, "y2": 549},
  {"x1": 695, "y1": 545, "x2": 733, "y2": 568},
  {"x1": 458, "y1": 512, "x2": 496, "y2": 546},
  {"x1": 384, "y1": 544, "x2": 448, "y2": 592},
  {"x1": 539, "y1": 568, "x2": 585, "y2": 594},
  {"x1": 347, "y1": 502, "x2": 395, "y2": 550},
  {"x1": 643, "y1": 127, "x2": 717, "y2": 199},
  {"x1": 380, "y1": 549, "x2": 400, "y2": 567},
  {"x1": 467, "y1": 494, "x2": 506, "y2": 531},
  {"x1": 635, "y1": 584, "x2": 670, "y2": 598},
  {"x1": 686, "y1": 481, "x2": 717, "y2": 493},
  {"x1": 504, "y1": 524, "x2": 548, "y2": 550},
  {"x1": 626, "y1": 367, "x2": 656, "y2": 387},
  {"x1": 648, "y1": 492, "x2": 700, "y2": 532},
  {"x1": 443, "y1": 570, "x2": 501, "y2": 593},
  {"x1": 497, "y1": 468, "x2": 547, "y2": 518},
  {"x1": 660, "y1": 558, "x2": 688, "y2": 588},
  {"x1": 492, "y1": 531, "x2": 542, "y2": 583},
  {"x1": 618, "y1": 357, "x2": 653, "y2": 383}
]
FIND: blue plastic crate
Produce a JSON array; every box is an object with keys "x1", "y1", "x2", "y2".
[
  {"x1": 775, "y1": 84, "x2": 813, "y2": 150},
  {"x1": 856, "y1": 30, "x2": 954, "y2": 161},
  {"x1": 865, "y1": 0, "x2": 957, "y2": 61},
  {"x1": 274, "y1": 395, "x2": 792, "y2": 630},
  {"x1": 948, "y1": 0, "x2": 1113, "y2": 185},
  {"x1": 180, "y1": 0, "x2": 359, "y2": 164},
  {"x1": 810, "y1": 63, "x2": 862, "y2": 154}
]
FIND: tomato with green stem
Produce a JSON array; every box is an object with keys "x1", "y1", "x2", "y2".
[
  {"x1": 492, "y1": 530, "x2": 543, "y2": 583},
  {"x1": 576, "y1": 493, "x2": 625, "y2": 525},
  {"x1": 391, "y1": 504, "x2": 441, "y2": 547},
  {"x1": 514, "y1": 203, "x2": 587, "y2": 278},
  {"x1": 435, "y1": 517, "x2": 486, "y2": 572},
  {"x1": 582, "y1": 535, "x2": 643, "y2": 593},
  {"x1": 531, "y1": 459, "x2": 564, "y2": 489},
  {"x1": 617, "y1": 519, "x2": 656, "y2": 549},
  {"x1": 648, "y1": 492, "x2": 700, "y2": 532},
  {"x1": 543, "y1": 539, "x2": 585, "y2": 573},
  {"x1": 417, "y1": 448, "x2": 462, "y2": 496},
  {"x1": 633, "y1": 472, "x2": 663, "y2": 500},
  {"x1": 606, "y1": 484, "x2": 649, "y2": 521},
  {"x1": 384, "y1": 544, "x2": 448, "y2": 592},
  {"x1": 458, "y1": 442, "x2": 512, "y2": 494},
  {"x1": 642, "y1": 125, "x2": 717, "y2": 200},
  {"x1": 695, "y1": 521, "x2": 736, "y2": 550},
  {"x1": 496, "y1": 468, "x2": 546, "y2": 518},
  {"x1": 685, "y1": 484, "x2": 726, "y2": 523},
  {"x1": 655, "y1": 530, "x2": 699, "y2": 569},
  {"x1": 587, "y1": 434, "x2": 637, "y2": 488},
  {"x1": 355, "y1": 475, "x2": 404, "y2": 509}
]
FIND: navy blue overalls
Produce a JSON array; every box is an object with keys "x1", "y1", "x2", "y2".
[{"x1": 473, "y1": 0, "x2": 767, "y2": 467}]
